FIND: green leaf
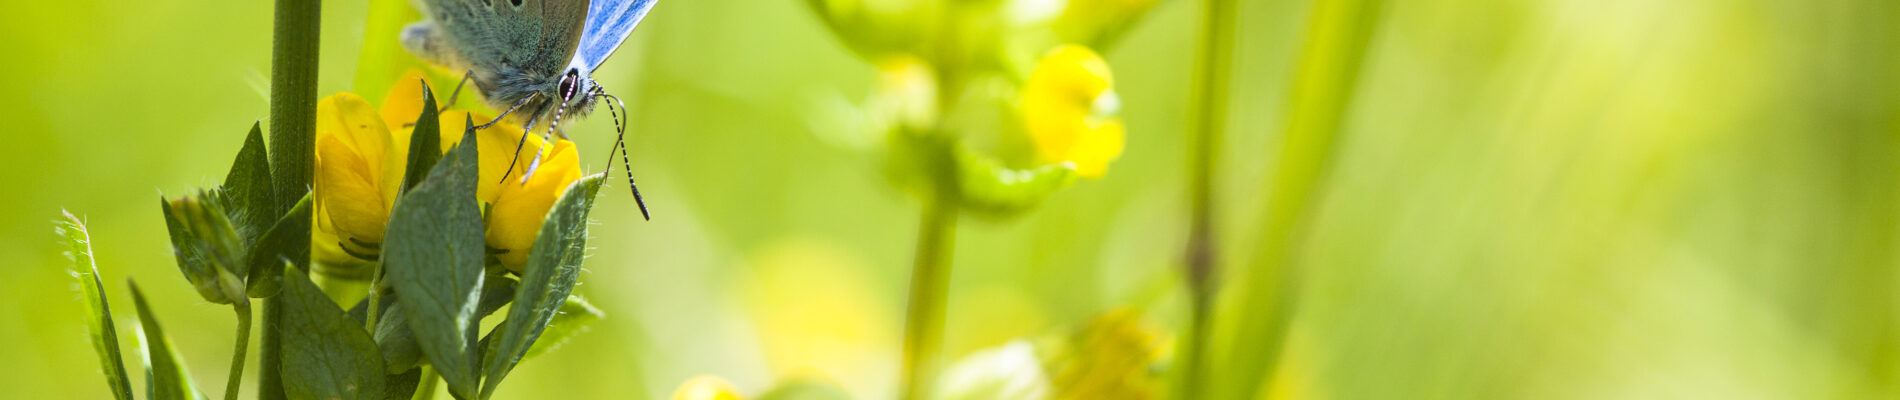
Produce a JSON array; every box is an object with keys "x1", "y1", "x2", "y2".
[
  {"x1": 382, "y1": 368, "x2": 424, "y2": 400},
  {"x1": 245, "y1": 194, "x2": 312, "y2": 298},
  {"x1": 480, "y1": 174, "x2": 603, "y2": 399},
  {"x1": 160, "y1": 194, "x2": 248, "y2": 304},
  {"x1": 352, "y1": 277, "x2": 516, "y2": 374},
  {"x1": 279, "y1": 263, "x2": 388, "y2": 400},
  {"x1": 400, "y1": 83, "x2": 442, "y2": 193},
  {"x1": 520, "y1": 295, "x2": 603, "y2": 360},
  {"x1": 222, "y1": 122, "x2": 277, "y2": 242},
  {"x1": 58, "y1": 211, "x2": 133, "y2": 400},
  {"x1": 128, "y1": 280, "x2": 203, "y2": 400},
  {"x1": 383, "y1": 126, "x2": 486, "y2": 399},
  {"x1": 952, "y1": 145, "x2": 1077, "y2": 218}
]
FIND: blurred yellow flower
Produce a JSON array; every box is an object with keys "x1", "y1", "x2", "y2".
[
  {"x1": 670, "y1": 375, "x2": 745, "y2": 400},
  {"x1": 1021, "y1": 45, "x2": 1123, "y2": 178},
  {"x1": 1048, "y1": 309, "x2": 1167, "y2": 400},
  {"x1": 313, "y1": 69, "x2": 583, "y2": 274}
]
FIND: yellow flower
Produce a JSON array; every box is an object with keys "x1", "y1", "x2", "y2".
[
  {"x1": 1021, "y1": 45, "x2": 1124, "y2": 178},
  {"x1": 313, "y1": 69, "x2": 582, "y2": 274},
  {"x1": 459, "y1": 122, "x2": 582, "y2": 273},
  {"x1": 670, "y1": 375, "x2": 745, "y2": 400}
]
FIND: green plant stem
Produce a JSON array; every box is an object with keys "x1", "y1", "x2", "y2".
[
  {"x1": 364, "y1": 265, "x2": 384, "y2": 332},
  {"x1": 1176, "y1": 0, "x2": 1238, "y2": 396},
  {"x1": 1210, "y1": 0, "x2": 1384, "y2": 399},
  {"x1": 412, "y1": 367, "x2": 439, "y2": 400},
  {"x1": 897, "y1": 200, "x2": 958, "y2": 400},
  {"x1": 260, "y1": 0, "x2": 320, "y2": 399},
  {"x1": 225, "y1": 302, "x2": 253, "y2": 400}
]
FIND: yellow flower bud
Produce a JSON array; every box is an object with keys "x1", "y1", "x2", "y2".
[
  {"x1": 1021, "y1": 45, "x2": 1124, "y2": 178},
  {"x1": 671, "y1": 375, "x2": 745, "y2": 400}
]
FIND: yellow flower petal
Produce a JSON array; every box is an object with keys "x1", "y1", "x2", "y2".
[
  {"x1": 315, "y1": 134, "x2": 390, "y2": 244},
  {"x1": 486, "y1": 139, "x2": 581, "y2": 272},
  {"x1": 317, "y1": 93, "x2": 402, "y2": 210},
  {"x1": 380, "y1": 69, "x2": 434, "y2": 132},
  {"x1": 1022, "y1": 45, "x2": 1123, "y2": 178},
  {"x1": 671, "y1": 376, "x2": 745, "y2": 400}
]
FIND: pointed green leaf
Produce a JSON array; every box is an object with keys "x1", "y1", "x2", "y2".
[
  {"x1": 383, "y1": 125, "x2": 486, "y2": 399},
  {"x1": 222, "y1": 122, "x2": 277, "y2": 241},
  {"x1": 160, "y1": 194, "x2": 247, "y2": 304},
  {"x1": 952, "y1": 145, "x2": 1077, "y2": 218},
  {"x1": 521, "y1": 295, "x2": 603, "y2": 359},
  {"x1": 128, "y1": 280, "x2": 202, "y2": 400},
  {"x1": 58, "y1": 211, "x2": 133, "y2": 400},
  {"x1": 279, "y1": 264, "x2": 388, "y2": 400},
  {"x1": 480, "y1": 174, "x2": 603, "y2": 399},
  {"x1": 245, "y1": 194, "x2": 312, "y2": 298},
  {"x1": 400, "y1": 82, "x2": 442, "y2": 193}
]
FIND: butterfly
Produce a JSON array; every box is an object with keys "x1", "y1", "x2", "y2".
[{"x1": 402, "y1": 0, "x2": 659, "y2": 219}]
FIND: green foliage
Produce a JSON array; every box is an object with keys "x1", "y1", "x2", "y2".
[
  {"x1": 758, "y1": 378, "x2": 854, "y2": 400},
  {"x1": 521, "y1": 295, "x2": 604, "y2": 360},
  {"x1": 278, "y1": 264, "x2": 388, "y2": 400},
  {"x1": 401, "y1": 82, "x2": 443, "y2": 193},
  {"x1": 382, "y1": 128, "x2": 487, "y2": 399},
  {"x1": 221, "y1": 123, "x2": 277, "y2": 241},
  {"x1": 244, "y1": 194, "x2": 312, "y2": 298},
  {"x1": 59, "y1": 212, "x2": 134, "y2": 400},
  {"x1": 481, "y1": 174, "x2": 604, "y2": 399},
  {"x1": 128, "y1": 280, "x2": 203, "y2": 400},
  {"x1": 952, "y1": 145, "x2": 1076, "y2": 218}
]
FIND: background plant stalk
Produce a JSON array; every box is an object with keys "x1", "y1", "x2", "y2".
[{"x1": 898, "y1": 199, "x2": 958, "y2": 400}]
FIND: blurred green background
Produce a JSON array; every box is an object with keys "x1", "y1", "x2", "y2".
[{"x1": 3, "y1": 0, "x2": 1897, "y2": 399}]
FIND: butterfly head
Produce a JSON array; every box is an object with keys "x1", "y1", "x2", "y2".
[{"x1": 557, "y1": 67, "x2": 599, "y2": 115}]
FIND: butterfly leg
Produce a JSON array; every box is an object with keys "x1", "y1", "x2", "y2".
[
  {"x1": 499, "y1": 110, "x2": 544, "y2": 184},
  {"x1": 440, "y1": 70, "x2": 477, "y2": 112}
]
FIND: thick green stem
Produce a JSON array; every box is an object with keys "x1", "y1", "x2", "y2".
[
  {"x1": 260, "y1": 0, "x2": 320, "y2": 399},
  {"x1": 1210, "y1": 0, "x2": 1384, "y2": 399},
  {"x1": 1176, "y1": 0, "x2": 1237, "y2": 396},
  {"x1": 225, "y1": 303, "x2": 253, "y2": 400},
  {"x1": 897, "y1": 200, "x2": 958, "y2": 400}
]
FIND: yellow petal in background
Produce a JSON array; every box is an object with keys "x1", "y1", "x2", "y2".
[
  {"x1": 671, "y1": 375, "x2": 745, "y2": 400},
  {"x1": 1021, "y1": 45, "x2": 1123, "y2": 178}
]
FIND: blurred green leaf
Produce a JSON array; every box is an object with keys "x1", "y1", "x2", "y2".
[
  {"x1": 480, "y1": 174, "x2": 603, "y2": 399},
  {"x1": 400, "y1": 83, "x2": 442, "y2": 193},
  {"x1": 279, "y1": 263, "x2": 388, "y2": 400},
  {"x1": 520, "y1": 295, "x2": 603, "y2": 360},
  {"x1": 757, "y1": 377, "x2": 854, "y2": 400},
  {"x1": 244, "y1": 194, "x2": 312, "y2": 298},
  {"x1": 128, "y1": 280, "x2": 203, "y2": 400},
  {"x1": 221, "y1": 122, "x2": 276, "y2": 242},
  {"x1": 383, "y1": 128, "x2": 486, "y2": 399},
  {"x1": 159, "y1": 194, "x2": 246, "y2": 304},
  {"x1": 952, "y1": 145, "x2": 1076, "y2": 218},
  {"x1": 59, "y1": 211, "x2": 134, "y2": 400}
]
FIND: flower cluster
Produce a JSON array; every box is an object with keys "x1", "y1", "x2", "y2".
[{"x1": 313, "y1": 70, "x2": 583, "y2": 274}]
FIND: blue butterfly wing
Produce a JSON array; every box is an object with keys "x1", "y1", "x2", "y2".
[{"x1": 575, "y1": 0, "x2": 659, "y2": 72}]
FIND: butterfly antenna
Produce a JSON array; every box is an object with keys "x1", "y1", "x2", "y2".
[{"x1": 597, "y1": 90, "x2": 649, "y2": 220}]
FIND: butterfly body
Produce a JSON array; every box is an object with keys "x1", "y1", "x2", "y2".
[{"x1": 402, "y1": 0, "x2": 655, "y2": 136}]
